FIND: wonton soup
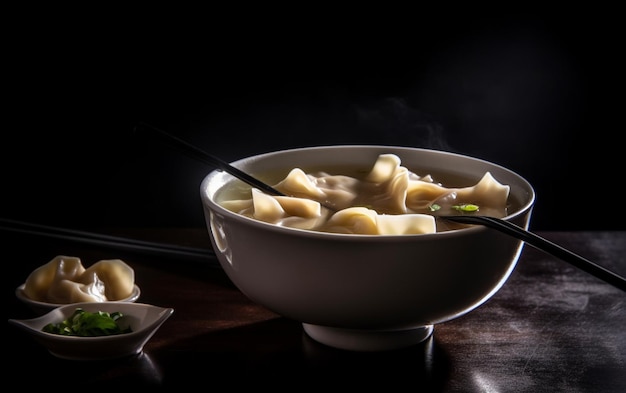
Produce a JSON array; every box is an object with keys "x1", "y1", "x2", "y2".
[{"x1": 217, "y1": 153, "x2": 515, "y2": 235}]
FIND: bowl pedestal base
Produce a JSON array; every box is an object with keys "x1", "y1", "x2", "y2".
[{"x1": 302, "y1": 323, "x2": 434, "y2": 351}]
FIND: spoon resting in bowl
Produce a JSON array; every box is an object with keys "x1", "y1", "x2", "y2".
[{"x1": 134, "y1": 122, "x2": 626, "y2": 292}]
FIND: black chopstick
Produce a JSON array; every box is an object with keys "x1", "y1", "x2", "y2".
[
  {"x1": 134, "y1": 122, "x2": 340, "y2": 212},
  {"x1": 0, "y1": 218, "x2": 218, "y2": 265},
  {"x1": 134, "y1": 122, "x2": 286, "y2": 197},
  {"x1": 443, "y1": 215, "x2": 626, "y2": 292}
]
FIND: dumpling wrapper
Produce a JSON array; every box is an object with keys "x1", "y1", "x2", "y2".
[
  {"x1": 405, "y1": 180, "x2": 453, "y2": 210},
  {"x1": 23, "y1": 256, "x2": 85, "y2": 302},
  {"x1": 365, "y1": 154, "x2": 402, "y2": 183},
  {"x1": 47, "y1": 273, "x2": 107, "y2": 303},
  {"x1": 80, "y1": 259, "x2": 135, "y2": 300},
  {"x1": 375, "y1": 214, "x2": 436, "y2": 235},
  {"x1": 360, "y1": 166, "x2": 410, "y2": 214},
  {"x1": 324, "y1": 207, "x2": 436, "y2": 235},
  {"x1": 274, "y1": 168, "x2": 327, "y2": 200},
  {"x1": 324, "y1": 207, "x2": 379, "y2": 234},
  {"x1": 251, "y1": 188, "x2": 286, "y2": 222},
  {"x1": 251, "y1": 188, "x2": 322, "y2": 222},
  {"x1": 454, "y1": 172, "x2": 510, "y2": 209},
  {"x1": 273, "y1": 195, "x2": 321, "y2": 218},
  {"x1": 220, "y1": 198, "x2": 253, "y2": 214},
  {"x1": 274, "y1": 169, "x2": 358, "y2": 210}
]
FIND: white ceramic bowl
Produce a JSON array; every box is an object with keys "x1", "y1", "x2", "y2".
[
  {"x1": 8, "y1": 301, "x2": 173, "y2": 360},
  {"x1": 200, "y1": 145, "x2": 535, "y2": 351},
  {"x1": 15, "y1": 283, "x2": 141, "y2": 315}
]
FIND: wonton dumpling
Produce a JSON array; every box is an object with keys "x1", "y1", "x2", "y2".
[
  {"x1": 47, "y1": 273, "x2": 107, "y2": 303},
  {"x1": 220, "y1": 199, "x2": 254, "y2": 213},
  {"x1": 22, "y1": 256, "x2": 135, "y2": 303},
  {"x1": 274, "y1": 168, "x2": 327, "y2": 200},
  {"x1": 80, "y1": 259, "x2": 135, "y2": 300},
  {"x1": 363, "y1": 165, "x2": 410, "y2": 214},
  {"x1": 365, "y1": 154, "x2": 402, "y2": 183},
  {"x1": 454, "y1": 172, "x2": 510, "y2": 208},
  {"x1": 376, "y1": 214, "x2": 436, "y2": 235},
  {"x1": 354, "y1": 154, "x2": 411, "y2": 213},
  {"x1": 250, "y1": 188, "x2": 325, "y2": 228},
  {"x1": 23, "y1": 255, "x2": 85, "y2": 302},
  {"x1": 324, "y1": 207, "x2": 378, "y2": 234},
  {"x1": 307, "y1": 173, "x2": 360, "y2": 209},
  {"x1": 274, "y1": 195, "x2": 321, "y2": 218},
  {"x1": 251, "y1": 188, "x2": 286, "y2": 222},
  {"x1": 405, "y1": 180, "x2": 452, "y2": 210}
]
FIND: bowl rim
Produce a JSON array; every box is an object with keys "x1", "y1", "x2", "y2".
[{"x1": 200, "y1": 144, "x2": 536, "y2": 240}]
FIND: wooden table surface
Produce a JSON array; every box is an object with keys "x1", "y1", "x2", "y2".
[{"x1": 5, "y1": 226, "x2": 625, "y2": 391}]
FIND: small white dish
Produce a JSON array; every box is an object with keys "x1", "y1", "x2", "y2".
[
  {"x1": 8, "y1": 301, "x2": 174, "y2": 360},
  {"x1": 15, "y1": 283, "x2": 141, "y2": 314}
]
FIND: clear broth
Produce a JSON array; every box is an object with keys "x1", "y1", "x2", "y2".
[{"x1": 216, "y1": 164, "x2": 523, "y2": 233}]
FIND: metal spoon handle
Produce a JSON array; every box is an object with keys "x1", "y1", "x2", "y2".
[
  {"x1": 444, "y1": 215, "x2": 626, "y2": 292},
  {"x1": 133, "y1": 122, "x2": 285, "y2": 197}
]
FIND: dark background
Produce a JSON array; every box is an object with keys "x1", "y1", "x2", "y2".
[{"x1": 5, "y1": 11, "x2": 624, "y2": 231}]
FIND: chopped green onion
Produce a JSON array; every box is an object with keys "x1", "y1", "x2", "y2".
[
  {"x1": 452, "y1": 203, "x2": 480, "y2": 213},
  {"x1": 429, "y1": 204, "x2": 441, "y2": 211},
  {"x1": 42, "y1": 308, "x2": 132, "y2": 337}
]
